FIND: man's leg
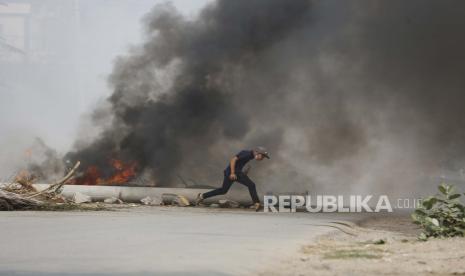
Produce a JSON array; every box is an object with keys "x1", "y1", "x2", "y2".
[
  {"x1": 201, "y1": 175, "x2": 233, "y2": 199},
  {"x1": 236, "y1": 173, "x2": 260, "y2": 203}
]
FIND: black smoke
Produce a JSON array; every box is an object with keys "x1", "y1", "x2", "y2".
[
  {"x1": 66, "y1": 0, "x2": 312, "y2": 185},
  {"x1": 65, "y1": 0, "x2": 465, "y2": 195}
]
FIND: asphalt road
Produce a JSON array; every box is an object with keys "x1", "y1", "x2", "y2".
[{"x1": 0, "y1": 207, "x2": 365, "y2": 276}]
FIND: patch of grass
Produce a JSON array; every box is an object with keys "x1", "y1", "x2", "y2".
[
  {"x1": 357, "y1": 239, "x2": 386, "y2": 245},
  {"x1": 324, "y1": 248, "x2": 383, "y2": 260},
  {"x1": 373, "y1": 239, "x2": 386, "y2": 245}
]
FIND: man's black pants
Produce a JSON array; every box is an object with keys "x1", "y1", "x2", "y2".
[{"x1": 202, "y1": 172, "x2": 260, "y2": 203}]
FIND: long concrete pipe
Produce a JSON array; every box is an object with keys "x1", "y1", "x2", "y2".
[{"x1": 31, "y1": 184, "x2": 257, "y2": 204}]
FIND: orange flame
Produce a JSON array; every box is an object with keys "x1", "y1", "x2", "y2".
[
  {"x1": 105, "y1": 159, "x2": 137, "y2": 184},
  {"x1": 72, "y1": 159, "x2": 137, "y2": 185}
]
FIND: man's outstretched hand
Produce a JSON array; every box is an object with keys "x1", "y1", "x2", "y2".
[{"x1": 229, "y1": 173, "x2": 237, "y2": 181}]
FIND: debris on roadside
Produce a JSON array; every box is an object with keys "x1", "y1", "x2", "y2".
[
  {"x1": 12, "y1": 170, "x2": 37, "y2": 192},
  {"x1": 104, "y1": 197, "x2": 123, "y2": 204},
  {"x1": 161, "y1": 193, "x2": 190, "y2": 206},
  {"x1": 218, "y1": 199, "x2": 240, "y2": 208},
  {"x1": 52, "y1": 194, "x2": 67, "y2": 203},
  {"x1": 1, "y1": 160, "x2": 249, "y2": 211},
  {"x1": 0, "y1": 161, "x2": 81, "y2": 211},
  {"x1": 72, "y1": 192, "x2": 92, "y2": 204},
  {"x1": 173, "y1": 195, "x2": 190, "y2": 207},
  {"x1": 140, "y1": 196, "x2": 161, "y2": 206},
  {"x1": 0, "y1": 189, "x2": 42, "y2": 210}
]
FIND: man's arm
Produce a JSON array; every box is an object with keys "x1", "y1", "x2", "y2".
[{"x1": 229, "y1": 156, "x2": 238, "y2": 180}]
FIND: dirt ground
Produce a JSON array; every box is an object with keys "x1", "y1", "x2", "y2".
[{"x1": 262, "y1": 213, "x2": 465, "y2": 276}]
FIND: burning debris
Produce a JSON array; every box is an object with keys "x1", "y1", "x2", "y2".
[
  {"x1": 71, "y1": 159, "x2": 137, "y2": 185},
  {"x1": 0, "y1": 159, "x2": 246, "y2": 210}
]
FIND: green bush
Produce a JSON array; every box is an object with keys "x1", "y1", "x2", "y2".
[{"x1": 411, "y1": 183, "x2": 465, "y2": 241}]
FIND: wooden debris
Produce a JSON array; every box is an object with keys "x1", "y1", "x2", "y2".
[
  {"x1": 27, "y1": 161, "x2": 81, "y2": 199},
  {"x1": 0, "y1": 189, "x2": 42, "y2": 211},
  {"x1": 0, "y1": 161, "x2": 81, "y2": 210}
]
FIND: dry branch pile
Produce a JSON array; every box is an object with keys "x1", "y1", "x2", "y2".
[
  {"x1": 0, "y1": 189, "x2": 41, "y2": 210},
  {"x1": 0, "y1": 161, "x2": 80, "y2": 211}
]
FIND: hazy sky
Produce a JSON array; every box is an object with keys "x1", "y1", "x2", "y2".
[{"x1": 0, "y1": 0, "x2": 211, "y2": 176}]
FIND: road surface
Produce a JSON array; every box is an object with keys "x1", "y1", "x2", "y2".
[{"x1": 0, "y1": 206, "x2": 366, "y2": 275}]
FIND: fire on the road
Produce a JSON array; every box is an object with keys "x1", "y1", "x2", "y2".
[{"x1": 70, "y1": 159, "x2": 137, "y2": 185}]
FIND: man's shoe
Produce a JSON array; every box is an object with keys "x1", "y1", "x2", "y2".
[
  {"x1": 253, "y1": 202, "x2": 261, "y2": 212},
  {"x1": 195, "y1": 193, "x2": 204, "y2": 206}
]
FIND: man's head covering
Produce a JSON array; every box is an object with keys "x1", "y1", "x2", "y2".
[{"x1": 254, "y1": 146, "x2": 270, "y2": 159}]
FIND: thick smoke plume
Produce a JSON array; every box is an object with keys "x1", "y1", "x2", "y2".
[{"x1": 65, "y1": 0, "x2": 465, "y2": 197}]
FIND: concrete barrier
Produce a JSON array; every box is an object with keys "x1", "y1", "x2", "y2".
[{"x1": 31, "y1": 184, "x2": 255, "y2": 204}]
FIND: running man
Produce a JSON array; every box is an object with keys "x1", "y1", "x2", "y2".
[{"x1": 196, "y1": 147, "x2": 270, "y2": 211}]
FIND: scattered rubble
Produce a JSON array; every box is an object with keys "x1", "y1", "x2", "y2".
[
  {"x1": 104, "y1": 197, "x2": 123, "y2": 204},
  {"x1": 218, "y1": 199, "x2": 240, "y2": 208},
  {"x1": 140, "y1": 196, "x2": 162, "y2": 206},
  {"x1": 162, "y1": 193, "x2": 190, "y2": 206},
  {"x1": 1, "y1": 160, "x2": 248, "y2": 211},
  {"x1": 52, "y1": 194, "x2": 67, "y2": 203},
  {"x1": 173, "y1": 195, "x2": 190, "y2": 207},
  {"x1": 140, "y1": 196, "x2": 152, "y2": 205},
  {"x1": 72, "y1": 192, "x2": 92, "y2": 204}
]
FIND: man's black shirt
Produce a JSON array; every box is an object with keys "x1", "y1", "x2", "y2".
[{"x1": 224, "y1": 150, "x2": 254, "y2": 176}]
